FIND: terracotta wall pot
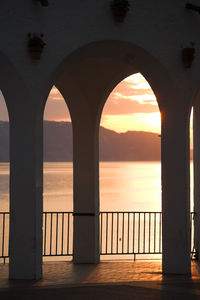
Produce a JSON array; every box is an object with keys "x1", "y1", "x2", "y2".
[
  {"x1": 181, "y1": 47, "x2": 195, "y2": 68},
  {"x1": 28, "y1": 47, "x2": 43, "y2": 60},
  {"x1": 111, "y1": 7, "x2": 127, "y2": 22}
]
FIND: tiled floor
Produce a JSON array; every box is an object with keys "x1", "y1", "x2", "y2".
[{"x1": 1, "y1": 261, "x2": 200, "y2": 299}]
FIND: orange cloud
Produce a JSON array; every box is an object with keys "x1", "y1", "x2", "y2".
[
  {"x1": 102, "y1": 73, "x2": 158, "y2": 116},
  {"x1": 44, "y1": 87, "x2": 71, "y2": 121},
  {"x1": 48, "y1": 86, "x2": 64, "y2": 101},
  {"x1": 100, "y1": 73, "x2": 160, "y2": 133}
]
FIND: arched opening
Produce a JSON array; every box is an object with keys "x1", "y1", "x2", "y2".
[
  {"x1": 43, "y1": 86, "x2": 73, "y2": 262},
  {"x1": 48, "y1": 40, "x2": 189, "y2": 274},
  {"x1": 0, "y1": 90, "x2": 9, "y2": 263},
  {"x1": 99, "y1": 73, "x2": 161, "y2": 260}
]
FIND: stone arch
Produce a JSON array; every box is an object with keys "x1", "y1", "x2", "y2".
[
  {"x1": 42, "y1": 40, "x2": 183, "y2": 141},
  {"x1": 40, "y1": 39, "x2": 191, "y2": 274},
  {"x1": 48, "y1": 40, "x2": 178, "y2": 111}
]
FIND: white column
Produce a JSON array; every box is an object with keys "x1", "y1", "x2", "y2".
[
  {"x1": 161, "y1": 109, "x2": 191, "y2": 274},
  {"x1": 72, "y1": 117, "x2": 99, "y2": 263},
  {"x1": 9, "y1": 105, "x2": 43, "y2": 279},
  {"x1": 193, "y1": 104, "x2": 200, "y2": 259},
  {"x1": 56, "y1": 73, "x2": 101, "y2": 264}
]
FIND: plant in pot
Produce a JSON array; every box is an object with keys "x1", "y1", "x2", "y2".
[
  {"x1": 33, "y1": 0, "x2": 49, "y2": 7},
  {"x1": 110, "y1": 0, "x2": 130, "y2": 22},
  {"x1": 181, "y1": 42, "x2": 195, "y2": 68},
  {"x1": 27, "y1": 33, "x2": 46, "y2": 60}
]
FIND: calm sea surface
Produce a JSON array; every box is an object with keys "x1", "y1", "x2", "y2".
[
  {"x1": 0, "y1": 162, "x2": 194, "y2": 262},
  {"x1": 0, "y1": 161, "x2": 194, "y2": 212}
]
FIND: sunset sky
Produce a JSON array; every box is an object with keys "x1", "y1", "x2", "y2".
[
  {"x1": 44, "y1": 73, "x2": 161, "y2": 134},
  {"x1": 0, "y1": 72, "x2": 193, "y2": 137}
]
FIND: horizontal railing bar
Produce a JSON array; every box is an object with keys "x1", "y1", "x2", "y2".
[
  {"x1": 0, "y1": 211, "x2": 196, "y2": 260},
  {"x1": 0, "y1": 211, "x2": 195, "y2": 213},
  {"x1": 43, "y1": 212, "x2": 73, "y2": 214},
  {"x1": 100, "y1": 211, "x2": 163, "y2": 214},
  {"x1": 43, "y1": 254, "x2": 72, "y2": 256},
  {"x1": 101, "y1": 252, "x2": 162, "y2": 255}
]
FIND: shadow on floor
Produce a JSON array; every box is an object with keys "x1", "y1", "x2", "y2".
[{"x1": 0, "y1": 261, "x2": 200, "y2": 300}]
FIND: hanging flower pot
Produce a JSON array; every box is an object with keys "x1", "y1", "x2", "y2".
[
  {"x1": 27, "y1": 33, "x2": 46, "y2": 60},
  {"x1": 181, "y1": 47, "x2": 195, "y2": 68},
  {"x1": 33, "y1": 0, "x2": 49, "y2": 7},
  {"x1": 29, "y1": 47, "x2": 43, "y2": 60},
  {"x1": 110, "y1": 0, "x2": 130, "y2": 23}
]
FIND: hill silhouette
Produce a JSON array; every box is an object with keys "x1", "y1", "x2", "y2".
[
  {"x1": 99, "y1": 126, "x2": 160, "y2": 161},
  {"x1": 0, "y1": 121, "x2": 161, "y2": 161}
]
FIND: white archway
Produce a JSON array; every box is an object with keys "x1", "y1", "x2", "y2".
[{"x1": 33, "y1": 39, "x2": 191, "y2": 274}]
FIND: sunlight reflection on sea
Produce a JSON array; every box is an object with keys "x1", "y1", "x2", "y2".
[{"x1": 0, "y1": 161, "x2": 194, "y2": 212}]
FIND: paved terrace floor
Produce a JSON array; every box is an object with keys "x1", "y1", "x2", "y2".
[{"x1": 1, "y1": 260, "x2": 200, "y2": 299}]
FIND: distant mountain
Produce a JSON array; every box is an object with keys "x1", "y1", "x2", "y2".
[
  {"x1": 99, "y1": 127, "x2": 160, "y2": 161},
  {"x1": 0, "y1": 121, "x2": 162, "y2": 162},
  {"x1": 43, "y1": 121, "x2": 73, "y2": 161}
]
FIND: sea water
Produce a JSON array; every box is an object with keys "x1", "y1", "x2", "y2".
[
  {"x1": 0, "y1": 161, "x2": 194, "y2": 212},
  {"x1": 0, "y1": 162, "x2": 194, "y2": 261}
]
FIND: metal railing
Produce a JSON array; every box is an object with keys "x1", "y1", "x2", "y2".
[
  {"x1": 100, "y1": 212, "x2": 195, "y2": 258},
  {"x1": 100, "y1": 212, "x2": 162, "y2": 256},
  {"x1": 0, "y1": 212, "x2": 9, "y2": 263},
  {"x1": 0, "y1": 211, "x2": 196, "y2": 262},
  {"x1": 43, "y1": 212, "x2": 73, "y2": 257}
]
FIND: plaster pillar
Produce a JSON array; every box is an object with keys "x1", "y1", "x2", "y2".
[
  {"x1": 9, "y1": 105, "x2": 43, "y2": 279},
  {"x1": 161, "y1": 109, "x2": 191, "y2": 274},
  {"x1": 72, "y1": 117, "x2": 99, "y2": 263},
  {"x1": 193, "y1": 104, "x2": 200, "y2": 259}
]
